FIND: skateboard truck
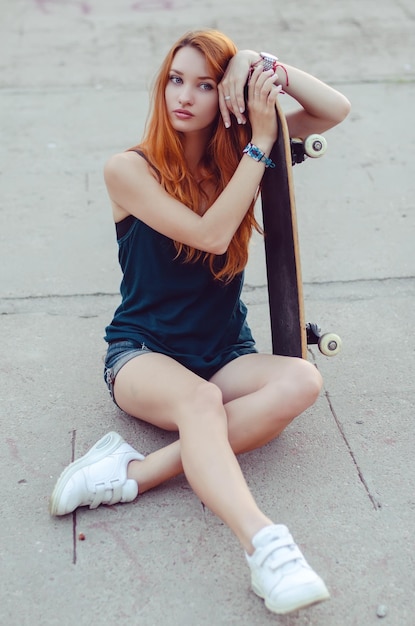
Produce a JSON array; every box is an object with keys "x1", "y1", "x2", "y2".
[
  {"x1": 306, "y1": 322, "x2": 342, "y2": 357},
  {"x1": 291, "y1": 134, "x2": 327, "y2": 165}
]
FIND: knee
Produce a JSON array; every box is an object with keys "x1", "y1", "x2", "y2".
[
  {"x1": 187, "y1": 380, "x2": 224, "y2": 419},
  {"x1": 293, "y1": 358, "x2": 323, "y2": 406}
]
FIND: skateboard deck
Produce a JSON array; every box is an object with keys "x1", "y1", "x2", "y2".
[{"x1": 261, "y1": 99, "x2": 337, "y2": 358}]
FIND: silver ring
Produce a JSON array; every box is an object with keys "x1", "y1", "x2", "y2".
[{"x1": 224, "y1": 95, "x2": 231, "y2": 101}]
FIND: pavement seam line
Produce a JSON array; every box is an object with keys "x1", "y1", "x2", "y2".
[
  {"x1": 71, "y1": 429, "x2": 78, "y2": 565},
  {"x1": 324, "y1": 388, "x2": 382, "y2": 511},
  {"x1": 309, "y1": 349, "x2": 382, "y2": 511},
  {"x1": 1, "y1": 275, "x2": 413, "y2": 303}
]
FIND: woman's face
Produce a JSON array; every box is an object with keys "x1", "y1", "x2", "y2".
[{"x1": 165, "y1": 46, "x2": 219, "y2": 134}]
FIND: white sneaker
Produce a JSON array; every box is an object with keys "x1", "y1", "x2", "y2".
[
  {"x1": 246, "y1": 524, "x2": 330, "y2": 615},
  {"x1": 49, "y1": 432, "x2": 145, "y2": 516}
]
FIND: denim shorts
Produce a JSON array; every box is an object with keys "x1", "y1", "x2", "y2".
[{"x1": 104, "y1": 339, "x2": 153, "y2": 406}]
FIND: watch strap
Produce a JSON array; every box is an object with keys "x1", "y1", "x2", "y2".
[{"x1": 243, "y1": 142, "x2": 275, "y2": 168}]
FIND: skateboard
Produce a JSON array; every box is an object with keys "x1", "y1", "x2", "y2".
[{"x1": 261, "y1": 99, "x2": 341, "y2": 358}]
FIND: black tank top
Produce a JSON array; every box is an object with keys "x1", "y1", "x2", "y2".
[{"x1": 104, "y1": 155, "x2": 256, "y2": 379}]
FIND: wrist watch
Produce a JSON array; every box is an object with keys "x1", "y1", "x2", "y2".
[
  {"x1": 243, "y1": 142, "x2": 275, "y2": 168},
  {"x1": 260, "y1": 52, "x2": 279, "y2": 72}
]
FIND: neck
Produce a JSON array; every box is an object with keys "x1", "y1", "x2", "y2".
[{"x1": 182, "y1": 128, "x2": 211, "y2": 174}]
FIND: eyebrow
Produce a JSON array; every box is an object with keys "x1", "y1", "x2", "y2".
[{"x1": 169, "y1": 68, "x2": 215, "y2": 81}]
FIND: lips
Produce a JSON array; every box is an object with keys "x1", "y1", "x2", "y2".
[{"x1": 173, "y1": 109, "x2": 194, "y2": 119}]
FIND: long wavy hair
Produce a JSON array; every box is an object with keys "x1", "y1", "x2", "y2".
[{"x1": 134, "y1": 29, "x2": 261, "y2": 282}]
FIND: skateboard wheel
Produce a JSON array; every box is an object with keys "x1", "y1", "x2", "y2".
[
  {"x1": 304, "y1": 134, "x2": 327, "y2": 158},
  {"x1": 318, "y1": 333, "x2": 342, "y2": 357}
]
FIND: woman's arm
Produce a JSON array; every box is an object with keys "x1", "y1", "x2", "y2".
[
  {"x1": 218, "y1": 50, "x2": 351, "y2": 138},
  {"x1": 105, "y1": 149, "x2": 267, "y2": 256},
  {"x1": 105, "y1": 66, "x2": 279, "y2": 256},
  {"x1": 268, "y1": 63, "x2": 351, "y2": 138}
]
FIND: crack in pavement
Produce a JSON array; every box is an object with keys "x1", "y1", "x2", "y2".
[
  {"x1": 324, "y1": 389, "x2": 382, "y2": 511},
  {"x1": 1, "y1": 274, "x2": 413, "y2": 308},
  {"x1": 309, "y1": 349, "x2": 382, "y2": 511}
]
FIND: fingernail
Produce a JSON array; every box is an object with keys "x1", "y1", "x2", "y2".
[
  {"x1": 237, "y1": 118, "x2": 242, "y2": 125},
  {"x1": 239, "y1": 106, "x2": 245, "y2": 113},
  {"x1": 225, "y1": 121, "x2": 230, "y2": 128}
]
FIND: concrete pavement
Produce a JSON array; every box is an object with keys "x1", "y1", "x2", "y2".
[{"x1": 1, "y1": 1, "x2": 414, "y2": 624}]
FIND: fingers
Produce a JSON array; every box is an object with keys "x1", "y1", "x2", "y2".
[
  {"x1": 218, "y1": 64, "x2": 281, "y2": 128},
  {"x1": 246, "y1": 66, "x2": 281, "y2": 144},
  {"x1": 248, "y1": 65, "x2": 281, "y2": 104},
  {"x1": 218, "y1": 81, "x2": 246, "y2": 128}
]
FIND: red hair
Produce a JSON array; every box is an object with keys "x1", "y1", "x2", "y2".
[{"x1": 133, "y1": 29, "x2": 261, "y2": 282}]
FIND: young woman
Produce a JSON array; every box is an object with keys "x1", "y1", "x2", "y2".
[{"x1": 50, "y1": 30, "x2": 350, "y2": 616}]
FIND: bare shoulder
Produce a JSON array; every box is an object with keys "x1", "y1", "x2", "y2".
[
  {"x1": 104, "y1": 150, "x2": 152, "y2": 187},
  {"x1": 102, "y1": 150, "x2": 207, "y2": 249},
  {"x1": 103, "y1": 151, "x2": 159, "y2": 223}
]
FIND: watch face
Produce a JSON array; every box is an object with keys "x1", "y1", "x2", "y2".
[{"x1": 260, "y1": 52, "x2": 278, "y2": 72}]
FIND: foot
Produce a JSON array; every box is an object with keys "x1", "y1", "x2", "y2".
[
  {"x1": 49, "y1": 432, "x2": 145, "y2": 516},
  {"x1": 246, "y1": 524, "x2": 330, "y2": 615}
]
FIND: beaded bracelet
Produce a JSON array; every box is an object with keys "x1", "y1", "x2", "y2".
[{"x1": 243, "y1": 142, "x2": 276, "y2": 168}]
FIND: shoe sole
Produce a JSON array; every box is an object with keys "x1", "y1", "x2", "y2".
[
  {"x1": 253, "y1": 580, "x2": 330, "y2": 615},
  {"x1": 49, "y1": 432, "x2": 125, "y2": 516}
]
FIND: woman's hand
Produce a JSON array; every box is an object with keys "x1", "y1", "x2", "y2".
[
  {"x1": 246, "y1": 65, "x2": 281, "y2": 151},
  {"x1": 218, "y1": 49, "x2": 351, "y2": 138},
  {"x1": 218, "y1": 50, "x2": 260, "y2": 127}
]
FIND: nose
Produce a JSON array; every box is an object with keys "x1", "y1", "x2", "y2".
[{"x1": 178, "y1": 86, "x2": 194, "y2": 106}]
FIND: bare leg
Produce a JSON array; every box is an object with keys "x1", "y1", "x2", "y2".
[
  {"x1": 114, "y1": 352, "x2": 322, "y2": 552},
  {"x1": 125, "y1": 353, "x2": 321, "y2": 488}
]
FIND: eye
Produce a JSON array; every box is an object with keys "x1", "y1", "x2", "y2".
[
  {"x1": 200, "y1": 82, "x2": 214, "y2": 91},
  {"x1": 169, "y1": 74, "x2": 182, "y2": 85}
]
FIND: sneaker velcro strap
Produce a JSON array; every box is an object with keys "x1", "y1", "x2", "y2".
[
  {"x1": 259, "y1": 539, "x2": 304, "y2": 570},
  {"x1": 89, "y1": 481, "x2": 123, "y2": 509},
  {"x1": 89, "y1": 483, "x2": 110, "y2": 509},
  {"x1": 108, "y1": 483, "x2": 124, "y2": 505}
]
